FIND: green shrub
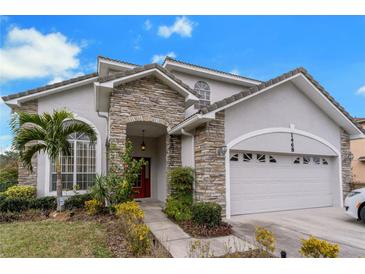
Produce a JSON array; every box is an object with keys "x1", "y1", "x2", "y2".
[
  {"x1": 0, "y1": 197, "x2": 30, "y2": 212},
  {"x1": 300, "y1": 236, "x2": 339, "y2": 258},
  {"x1": 165, "y1": 195, "x2": 192, "y2": 222},
  {"x1": 191, "y1": 202, "x2": 222, "y2": 228},
  {"x1": 168, "y1": 167, "x2": 194, "y2": 197},
  {"x1": 64, "y1": 193, "x2": 92, "y2": 210},
  {"x1": 0, "y1": 211, "x2": 20, "y2": 222},
  {"x1": 255, "y1": 226, "x2": 276, "y2": 254},
  {"x1": 125, "y1": 222, "x2": 152, "y2": 256},
  {"x1": 29, "y1": 196, "x2": 57, "y2": 211},
  {"x1": 4, "y1": 185, "x2": 36, "y2": 199},
  {"x1": 0, "y1": 181, "x2": 17, "y2": 193}
]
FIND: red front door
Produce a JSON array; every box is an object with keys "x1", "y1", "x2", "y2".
[{"x1": 132, "y1": 158, "x2": 151, "y2": 199}]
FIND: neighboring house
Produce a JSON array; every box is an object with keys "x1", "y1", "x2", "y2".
[
  {"x1": 351, "y1": 118, "x2": 365, "y2": 187},
  {"x1": 3, "y1": 56, "x2": 365, "y2": 218}
]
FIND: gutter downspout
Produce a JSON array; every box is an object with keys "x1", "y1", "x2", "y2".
[
  {"x1": 181, "y1": 128, "x2": 195, "y2": 199},
  {"x1": 97, "y1": 111, "x2": 109, "y2": 173}
]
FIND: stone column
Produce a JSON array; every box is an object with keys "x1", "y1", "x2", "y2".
[
  {"x1": 11, "y1": 100, "x2": 38, "y2": 186},
  {"x1": 341, "y1": 129, "x2": 352, "y2": 199},
  {"x1": 194, "y1": 110, "x2": 226, "y2": 212}
]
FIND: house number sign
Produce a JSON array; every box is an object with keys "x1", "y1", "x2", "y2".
[{"x1": 290, "y1": 133, "x2": 295, "y2": 152}]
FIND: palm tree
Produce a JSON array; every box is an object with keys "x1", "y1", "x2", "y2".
[{"x1": 11, "y1": 110, "x2": 97, "y2": 211}]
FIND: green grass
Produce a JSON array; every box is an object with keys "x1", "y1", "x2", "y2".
[{"x1": 0, "y1": 220, "x2": 113, "y2": 258}]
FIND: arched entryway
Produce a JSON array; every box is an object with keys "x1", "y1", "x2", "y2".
[{"x1": 126, "y1": 119, "x2": 169, "y2": 201}]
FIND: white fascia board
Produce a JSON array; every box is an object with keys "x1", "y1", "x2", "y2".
[
  {"x1": 5, "y1": 77, "x2": 98, "y2": 106},
  {"x1": 296, "y1": 75, "x2": 364, "y2": 137},
  {"x1": 163, "y1": 60, "x2": 262, "y2": 87},
  {"x1": 99, "y1": 68, "x2": 199, "y2": 102},
  {"x1": 98, "y1": 58, "x2": 137, "y2": 73}
]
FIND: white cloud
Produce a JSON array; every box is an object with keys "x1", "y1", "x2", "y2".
[
  {"x1": 144, "y1": 19, "x2": 152, "y2": 31},
  {"x1": 0, "y1": 27, "x2": 82, "y2": 82},
  {"x1": 357, "y1": 85, "x2": 365, "y2": 95},
  {"x1": 230, "y1": 69, "x2": 240, "y2": 75},
  {"x1": 151, "y1": 52, "x2": 176, "y2": 64},
  {"x1": 158, "y1": 16, "x2": 195, "y2": 38}
]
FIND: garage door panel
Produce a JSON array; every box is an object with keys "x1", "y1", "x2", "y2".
[{"x1": 230, "y1": 152, "x2": 334, "y2": 215}]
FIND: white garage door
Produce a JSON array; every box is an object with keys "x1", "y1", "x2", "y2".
[{"x1": 230, "y1": 152, "x2": 334, "y2": 215}]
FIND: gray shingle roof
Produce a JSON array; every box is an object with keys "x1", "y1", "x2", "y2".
[
  {"x1": 98, "y1": 63, "x2": 200, "y2": 98},
  {"x1": 98, "y1": 55, "x2": 139, "y2": 67},
  {"x1": 2, "y1": 72, "x2": 98, "y2": 101},
  {"x1": 164, "y1": 57, "x2": 263, "y2": 84},
  {"x1": 200, "y1": 67, "x2": 365, "y2": 135}
]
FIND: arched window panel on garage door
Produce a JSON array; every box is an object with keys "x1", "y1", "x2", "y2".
[{"x1": 230, "y1": 153, "x2": 239, "y2": 161}]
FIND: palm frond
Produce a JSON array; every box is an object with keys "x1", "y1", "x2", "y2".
[
  {"x1": 20, "y1": 143, "x2": 47, "y2": 172},
  {"x1": 13, "y1": 126, "x2": 46, "y2": 150},
  {"x1": 62, "y1": 121, "x2": 97, "y2": 144}
]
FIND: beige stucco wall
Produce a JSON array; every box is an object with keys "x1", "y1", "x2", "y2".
[{"x1": 351, "y1": 122, "x2": 365, "y2": 185}]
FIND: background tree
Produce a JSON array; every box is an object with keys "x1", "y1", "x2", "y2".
[{"x1": 11, "y1": 110, "x2": 97, "y2": 211}]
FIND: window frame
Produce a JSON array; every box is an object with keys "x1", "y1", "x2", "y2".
[{"x1": 194, "y1": 80, "x2": 211, "y2": 107}]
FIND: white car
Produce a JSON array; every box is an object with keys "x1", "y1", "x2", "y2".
[{"x1": 344, "y1": 187, "x2": 365, "y2": 223}]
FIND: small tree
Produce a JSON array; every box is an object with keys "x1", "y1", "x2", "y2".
[{"x1": 11, "y1": 110, "x2": 97, "y2": 211}]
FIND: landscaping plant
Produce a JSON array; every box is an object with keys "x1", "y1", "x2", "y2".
[
  {"x1": 91, "y1": 141, "x2": 145, "y2": 206},
  {"x1": 84, "y1": 199, "x2": 103, "y2": 215},
  {"x1": 11, "y1": 110, "x2": 97, "y2": 211},
  {"x1": 255, "y1": 226, "x2": 276, "y2": 255},
  {"x1": 164, "y1": 167, "x2": 194, "y2": 222},
  {"x1": 3, "y1": 185, "x2": 36, "y2": 199},
  {"x1": 114, "y1": 201, "x2": 152, "y2": 256},
  {"x1": 64, "y1": 193, "x2": 93, "y2": 210},
  {"x1": 300, "y1": 236, "x2": 339, "y2": 258},
  {"x1": 0, "y1": 151, "x2": 19, "y2": 192},
  {"x1": 191, "y1": 202, "x2": 222, "y2": 228}
]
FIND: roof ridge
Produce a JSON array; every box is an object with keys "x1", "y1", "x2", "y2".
[
  {"x1": 98, "y1": 55, "x2": 140, "y2": 67},
  {"x1": 2, "y1": 72, "x2": 98, "y2": 101},
  {"x1": 98, "y1": 63, "x2": 201, "y2": 99},
  {"x1": 163, "y1": 57, "x2": 263, "y2": 83}
]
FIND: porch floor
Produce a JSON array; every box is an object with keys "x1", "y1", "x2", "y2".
[{"x1": 139, "y1": 200, "x2": 254, "y2": 258}]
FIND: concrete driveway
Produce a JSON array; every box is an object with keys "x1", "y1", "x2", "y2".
[{"x1": 228, "y1": 207, "x2": 365, "y2": 258}]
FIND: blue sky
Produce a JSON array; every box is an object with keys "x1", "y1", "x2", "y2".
[{"x1": 1, "y1": 16, "x2": 365, "y2": 152}]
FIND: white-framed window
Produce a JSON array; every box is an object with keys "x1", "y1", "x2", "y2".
[
  {"x1": 257, "y1": 154, "x2": 266, "y2": 163},
  {"x1": 243, "y1": 153, "x2": 253, "y2": 162},
  {"x1": 194, "y1": 81, "x2": 211, "y2": 107},
  {"x1": 230, "y1": 153, "x2": 239, "y2": 161},
  {"x1": 269, "y1": 155, "x2": 277, "y2": 163},
  {"x1": 322, "y1": 158, "x2": 329, "y2": 165},
  {"x1": 313, "y1": 156, "x2": 321, "y2": 165},
  {"x1": 50, "y1": 132, "x2": 96, "y2": 191},
  {"x1": 293, "y1": 157, "x2": 301, "y2": 164}
]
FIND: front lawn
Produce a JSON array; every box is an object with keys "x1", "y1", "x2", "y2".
[{"x1": 0, "y1": 219, "x2": 113, "y2": 258}]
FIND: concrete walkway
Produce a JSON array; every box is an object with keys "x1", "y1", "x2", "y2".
[{"x1": 140, "y1": 201, "x2": 254, "y2": 258}]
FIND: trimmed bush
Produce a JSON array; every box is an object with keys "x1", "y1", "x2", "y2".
[
  {"x1": 191, "y1": 202, "x2": 222, "y2": 228},
  {"x1": 0, "y1": 196, "x2": 56, "y2": 212},
  {"x1": 64, "y1": 193, "x2": 92, "y2": 210},
  {"x1": 0, "y1": 198, "x2": 30, "y2": 212},
  {"x1": 168, "y1": 167, "x2": 194, "y2": 197},
  {"x1": 4, "y1": 185, "x2": 36, "y2": 199},
  {"x1": 165, "y1": 196, "x2": 192, "y2": 222},
  {"x1": 29, "y1": 196, "x2": 57, "y2": 211},
  {"x1": 300, "y1": 236, "x2": 339, "y2": 258}
]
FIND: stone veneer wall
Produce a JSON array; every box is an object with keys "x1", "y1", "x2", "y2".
[
  {"x1": 108, "y1": 76, "x2": 185, "y2": 177},
  {"x1": 341, "y1": 129, "x2": 352, "y2": 198},
  {"x1": 11, "y1": 100, "x2": 38, "y2": 186},
  {"x1": 194, "y1": 110, "x2": 226, "y2": 212}
]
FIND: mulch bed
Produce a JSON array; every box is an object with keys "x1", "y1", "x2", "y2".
[{"x1": 179, "y1": 220, "x2": 232, "y2": 238}]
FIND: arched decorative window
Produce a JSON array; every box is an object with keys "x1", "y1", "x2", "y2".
[
  {"x1": 50, "y1": 131, "x2": 96, "y2": 191},
  {"x1": 194, "y1": 81, "x2": 211, "y2": 107}
]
